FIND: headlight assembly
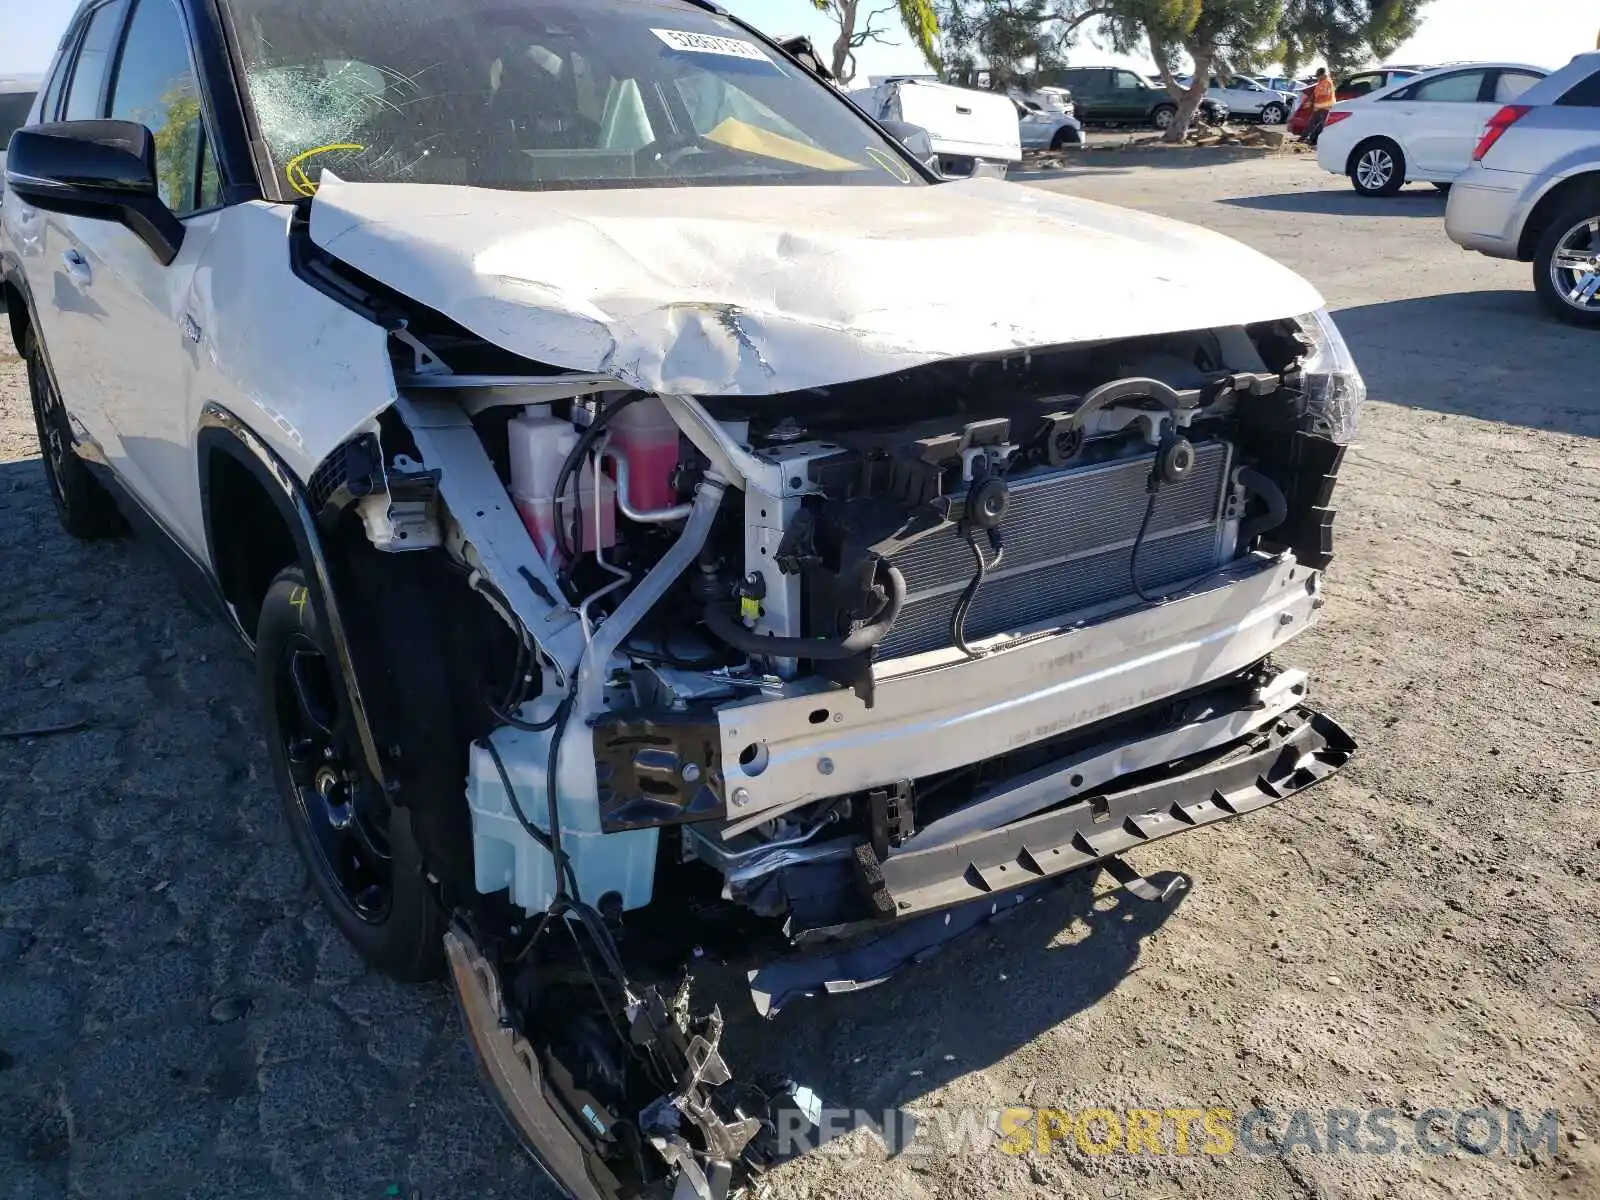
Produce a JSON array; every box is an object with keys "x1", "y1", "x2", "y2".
[{"x1": 1295, "y1": 308, "x2": 1365, "y2": 444}]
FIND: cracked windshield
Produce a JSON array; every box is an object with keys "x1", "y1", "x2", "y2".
[{"x1": 230, "y1": 0, "x2": 923, "y2": 194}]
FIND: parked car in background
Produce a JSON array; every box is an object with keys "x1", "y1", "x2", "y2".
[
  {"x1": 1010, "y1": 85, "x2": 1075, "y2": 115},
  {"x1": 1315, "y1": 62, "x2": 1549, "y2": 196},
  {"x1": 1015, "y1": 97, "x2": 1086, "y2": 151},
  {"x1": 1254, "y1": 76, "x2": 1307, "y2": 95},
  {"x1": 0, "y1": 75, "x2": 43, "y2": 198},
  {"x1": 1289, "y1": 67, "x2": 1429, "y2": 136},
  {"x1": 1040, "y1": 66, "x2": 1229, "y2": 130},
  {"x1": 1446, "y1": 52, "x2": 1600, "y2": 326},
  {"x1": 1203, "y1": 75, "x2": 1291, "y2": 123},
  {"x1": 850, "y1": 77, "x2": 1021, "y2": 177}
]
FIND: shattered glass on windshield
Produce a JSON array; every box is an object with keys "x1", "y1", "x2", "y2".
[{"x1": 231, "y1": 0, "x2": 921, "y2": 194}]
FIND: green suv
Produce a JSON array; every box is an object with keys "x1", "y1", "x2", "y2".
[{"x1": 1040, "y1": 66, "x2": 1229, "y2": 130}]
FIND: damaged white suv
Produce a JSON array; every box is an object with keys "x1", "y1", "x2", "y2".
[{"x1": 3, "y1": 0, "x2": 1361, "y2": 1195}]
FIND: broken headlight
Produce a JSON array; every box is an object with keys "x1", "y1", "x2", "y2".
[{"x1": 1296, "y1": 308, "x2": 1365, "y2": 444}]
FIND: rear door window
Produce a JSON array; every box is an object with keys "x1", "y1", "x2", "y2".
[
  {"x1": 1492, "y1": 71, "x2": 1544, "y2": 103},
  {"x1": 62, "y1": 0, "x2": 130, "y2": 120},
  {"x1": 1407, "y1": 70, "x2": 1490, "y2": 103},
  {"x1": 36, "y1": 31, "x2": 78, "y2": 123}
]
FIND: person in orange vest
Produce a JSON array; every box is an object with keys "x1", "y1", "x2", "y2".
[{"x1": 1304, "y1": 67, "x2": 1337, "y2": 144}]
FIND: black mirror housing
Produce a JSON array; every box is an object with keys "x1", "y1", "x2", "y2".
[{"x1": 5, "y1": 120, "x2": 185, "y2": 265}]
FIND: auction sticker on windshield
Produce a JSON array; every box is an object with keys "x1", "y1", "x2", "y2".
[{"x1": 651, "y1": 28, "x2": 773, "y2": 64}]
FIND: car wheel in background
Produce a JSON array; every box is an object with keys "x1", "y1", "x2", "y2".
[
  {"x1": 257, "y1": 565, "x2": 447, "y2": 981},
  {"x1": 1151, "y1": 104, "x2": 1176, "y2": 130},
  {"x1": 1532, "y1": 198, "x2": 1600, "y2": 328},
  {"x1": 24, "y1": 329, "x2": 125, "y2": 540},
  {"x1": 1260, "y1": 102, "x2": 1286, "y2": 124},
  {"x1": 1050, "y1": 127, "x2": 1079, "y2": 151},
  {"x1": 1349, "y1": 139, "x2": 1405, "y2": 197}
]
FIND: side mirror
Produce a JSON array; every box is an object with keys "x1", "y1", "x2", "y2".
[
  {"x1": 5, "y1": 120, "x2": 184, "y2": 265},
  {"x1": 878, "y1": 119, "x2": 938, "y2": 172}
]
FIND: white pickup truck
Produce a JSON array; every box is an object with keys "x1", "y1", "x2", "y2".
[{"x1": 850, "y1": 76, "x2": 1021, "y2": 177}]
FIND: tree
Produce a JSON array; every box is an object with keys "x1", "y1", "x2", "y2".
[
  {"x1": 1106, "y1": 0, "x2": 1285, "y2": 141},
  {"x1": 1275, "y1": 0, "x2": 1430, "y2": 74},
  {"x1": 943, "y1": 0, "x2": 1118, "y2": 89},
  {"x1": 940, "y1": 0, "x2": 1430, "y2": 141},
  {"x1": 809, "y1": 0, "x2": 942, "y2": 84}
]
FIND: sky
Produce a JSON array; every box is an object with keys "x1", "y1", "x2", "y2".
[{"x1": 0, "y1": 0, "x2": 1595, "y2": 81}]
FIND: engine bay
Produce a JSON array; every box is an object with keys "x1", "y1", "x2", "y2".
[{"x1": 298, "y1": 308, "x2": 1357, "y2": 1200}]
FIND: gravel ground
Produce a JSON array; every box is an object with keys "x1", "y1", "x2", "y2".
[{"x1": 2, "y1": 157, "x2": 1598, "y2": 1200}]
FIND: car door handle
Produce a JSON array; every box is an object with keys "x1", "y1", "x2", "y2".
[
  {"x1": 955, "y1": 105, "x2": 972, "y2": 115},
  {"x1": 62, "y1": 249, "x2": 92, "y2": 285}
]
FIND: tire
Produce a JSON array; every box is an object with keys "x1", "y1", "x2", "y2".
[
  {"x1": 258, "y1": 565, "x2": 446, "y2": 981},
  {"x1": 1260, "y1": 102, "x2": 1286, "y2": 125},
  {"x1": 1349, "y1": 139, "x2": 1405, "y2": 197},
  {"x1": 1049, "y1": 128, "x2": 1079, "y2": 151},
  {"x1": 1151, "y1": 104, "x2": 1176, "y2": 131},
  {"x1": 1531, "y1": 195, "x2": 1600, "y2": 328},
  {"x1": 23, "y1": 329, "x2": 124, "y2": 539}
]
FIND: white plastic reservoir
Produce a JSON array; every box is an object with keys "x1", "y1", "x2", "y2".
[{"x1": 467, "y1": 697, "x2": 658, "y2": 914}]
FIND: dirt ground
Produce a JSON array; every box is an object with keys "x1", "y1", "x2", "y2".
[{"x1": 2, "y1": 156, "x2": 1597, "y2": 1200}]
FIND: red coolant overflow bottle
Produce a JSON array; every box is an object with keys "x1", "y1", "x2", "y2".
[
  {"x1": 507, "y1": 404, "x2": 615, "y2": 565},
  {"x1": 606, "y1": 396, "x2": 681, "y2": 512}
]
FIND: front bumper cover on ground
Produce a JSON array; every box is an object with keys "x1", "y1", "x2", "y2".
[
  {"x1": 871, "y1": 703, "x2": 1353, "y2": 916},
  {"x1": 749, "y1": 703, "x2": 1354, "y2": 1014}
]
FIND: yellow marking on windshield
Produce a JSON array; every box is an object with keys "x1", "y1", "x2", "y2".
[
  {"x1": 704, "y1": 117, "x2": 861, "y2": 171},
  {"x1": 864, "y1": 146, "x2": 912, "y2": 183},
  {"x1": 285, "y1": 143, "x2": 366, "y2": 196}
]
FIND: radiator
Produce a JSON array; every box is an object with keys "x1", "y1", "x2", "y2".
[{"x1": 877, "y1": 441, "x2": 1235, "y2": 660}]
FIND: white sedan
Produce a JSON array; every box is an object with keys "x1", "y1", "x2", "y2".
[
  {"x1": 1315, "y1": 61, "x2": 1548, "y2": 196},
  {"x1": 1205, "y1": 75, "x2": 1293, "y2": 123}
]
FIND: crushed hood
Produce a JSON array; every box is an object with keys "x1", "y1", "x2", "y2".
[{"x1": 309, "y1": 175, "x2": 1324, "y2": 396}]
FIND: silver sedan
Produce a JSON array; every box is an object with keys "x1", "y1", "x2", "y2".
[
  {"x1": 1446, "y1": 52, "x2": 1600, "y2": 327},
  {"x1": 1017, "y1": 102, "x2": 1087, "y2": 152}
]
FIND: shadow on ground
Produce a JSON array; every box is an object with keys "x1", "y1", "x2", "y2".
[
  {"x1": 0, "y1": 441, "x2": 1190, "y2": 1194},
  {"x1": 1333, "y1": 291, "x2": 1600, "y2": 438},
  {"x1": 718, "y1": 869, "x2": 1188, "y2": 1136},
  {"x1": 1222, "y1": 186, "x2": 1448, "y2": 217}
]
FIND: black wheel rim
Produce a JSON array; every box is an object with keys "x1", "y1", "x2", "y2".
[
  {"x1": 27, "y1": 349, "x2": 71, "y2": 508},
  {"x1": 273, "y1": 632, "x2": 394, "y2": 923}
]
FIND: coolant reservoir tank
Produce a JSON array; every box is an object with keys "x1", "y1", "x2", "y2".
[
  {"x1": 507, "y1": 405, "x2": 615, "y2": 562},
  {"x1": 606, "y1": 397, "x2": 681, "y2": 512}
]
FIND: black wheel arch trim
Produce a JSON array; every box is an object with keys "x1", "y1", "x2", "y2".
[
  {"x1": 1517, "y1": 172, "x2": 1600, "y2": 261},
  {"x1": 197, "y1": 402, "x2": 391, "y2": 791},
  {"x1": 2, "y1": 252, "x2": 37, "y2": 361}
]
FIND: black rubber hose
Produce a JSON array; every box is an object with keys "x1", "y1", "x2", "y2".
[
  {"x1": 952, "y1": 532, "x2": 1003, "y2": 657},
  {"x1": 701, "y1": 563, "x2": 908, "y2": 660},
  {"x1": 1128, "y1": 488, "x2": 1163, "y2": 604},
  {"x1": 1236, "y1": 466, "x2": 1289, "y2": 544},
  {"x1": 553, "y1": 392, "x2": 648, "y2": 564}
]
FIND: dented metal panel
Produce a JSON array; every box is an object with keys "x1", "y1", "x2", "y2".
[{"x1": 307, "y1": 175, "x2": 1325, "y2": 398}]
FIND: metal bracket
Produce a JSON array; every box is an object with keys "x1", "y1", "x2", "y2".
[
  {"x1": 1100, "y1": 855, "x2": 1186, "y2": 903},
  {"x1": 868, "y1": 781, "x2": 914, "y2": 860},
  {"x1": 394, "y1": 394, "x2": 582, "y2": 679},
  {"x1": 388, "y1": 323, "x2": 450, "y2": 376}
]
